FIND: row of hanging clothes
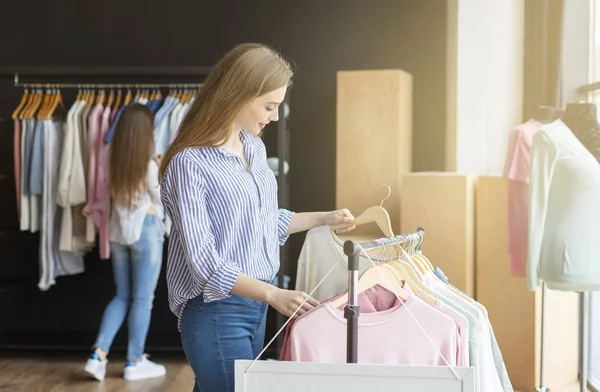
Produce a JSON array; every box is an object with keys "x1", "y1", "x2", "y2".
[
  {"x1": 284, "y1": 203, "x2": 513, "y2": 392},
  {"x1": 11, "y1": 83, "x2": 200, "y2": 291}
]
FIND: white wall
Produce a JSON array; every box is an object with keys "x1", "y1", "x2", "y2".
[{"x1": 446, "y1": 0, "x2": 524, "y2": 174}]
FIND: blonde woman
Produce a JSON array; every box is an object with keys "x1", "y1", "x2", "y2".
[
  {"x1": 85, "y1": 104, "x2": 166, "y2": 382},
  {"x1": 159, "y1": 43, "x2": 355, "y2": 391}
]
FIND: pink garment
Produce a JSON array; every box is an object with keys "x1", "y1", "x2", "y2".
[
  {"x1": 83, "y1": 104, "x2": 105, "y2": 246},
  {"x1": 93, "y1": 106, "x2": 112, "y2": 259},
  {"x1": 14, "y1": 119, "x2": 21, "y2": 216},
  {"x1": 280, "y1": 289, "x2": 382, "y2": 361},
  {"x1": 287, "y1": 285, "x2": 460, "y2": 366},
  {"x1": 503, "y1": 119, "x2": 543, "y2": 276}
]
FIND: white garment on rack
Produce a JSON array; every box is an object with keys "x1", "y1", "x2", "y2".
[
  {"x1": 39, "y1": 120, "x2": 85, "y2": 291},
  {"x1": 57, "y1": 100, "x2": 87, "y2": 252},
  {"x1": 295, "y1": 226, "x2": 396, "y2": 301},
  {"x1": 424, "y1": 273, "x2": 504, "y2": 392},
  {"x1": 109, "y1": 160, "x2": 164, "y2": 245},
  {"x1": 19, "y1": 119, "x2": 30, "y2": 231},
  {"x1": 528, "y1": 119, "x2": 600, "y2": 291}
]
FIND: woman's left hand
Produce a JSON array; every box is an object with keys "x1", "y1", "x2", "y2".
[{"x1": 323, "y1": 209, "x2": 356, "y2": 233}]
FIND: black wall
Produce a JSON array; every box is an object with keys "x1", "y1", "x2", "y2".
[{"x1": 0, "y1": 0, "x2": 447, "y2": 350}]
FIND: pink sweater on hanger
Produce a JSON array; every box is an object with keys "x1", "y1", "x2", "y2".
[
  {"x1": 94, "y1": 106, "x2": 112, "y2": 259},
  {"x1": 284, "y1": 285, "x2": 460, "y2": 367}
]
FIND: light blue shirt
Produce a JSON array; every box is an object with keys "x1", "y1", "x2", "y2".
[{"x1": 160, "y1": 130, "x2": 294, "y2": 330}]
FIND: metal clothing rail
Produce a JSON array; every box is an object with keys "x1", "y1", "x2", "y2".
[
  {"x1": 342, "y1": 227, "x2": 425, "y2": 363},
  {"x1": 0, "y1": 66, "x2": 212, "y2": 88},
  {"x1": 0, "y1": 66, "x2": 212, "y2": 78},
  {"x1": 14, "y1": 82, "x2": 203, "y2": 89}
]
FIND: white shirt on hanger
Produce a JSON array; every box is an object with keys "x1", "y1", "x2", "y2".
[
  {"x1": 109, "y1": 159, "x2": 164, "y2": 245},
  {"x1": 295, "y1": 226, "x2": 389, "y2": 301},
  {"x1": 528, "y1": 119, "x2": 600, "y2": 292}
]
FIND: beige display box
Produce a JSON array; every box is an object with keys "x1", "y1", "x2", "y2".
[
  {"x1": 400, "y1": 172, "x2": 476, "y2": 297},
  {"x1": 336, "y1": 69, "x2": 413, "y2": 235},
  {"x1": 475, "y1": 176, "x2": 578, "y2": 391}
]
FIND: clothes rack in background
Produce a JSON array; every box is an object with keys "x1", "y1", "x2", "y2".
[{"x1": 0, "y1": 67, "x2": 205, "y2": 352}]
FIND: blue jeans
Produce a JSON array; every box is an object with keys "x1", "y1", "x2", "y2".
[
  {"x1": 181, "y1": 294, "x2": 268, "y2": 392},
  {"x1": 93, "y1": 214, "x2": 164, "y2": 361}
]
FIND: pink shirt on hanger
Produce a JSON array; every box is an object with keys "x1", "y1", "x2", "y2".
[
  {"x1": 503, "y1": 119, "x2": 543, "y2": 276},
  {"x1": 287, "y1": 285, "x2": 460, "y2": 366},
  {"x1": 94, "y1": 106, "x2": 112, "y2": 259}
]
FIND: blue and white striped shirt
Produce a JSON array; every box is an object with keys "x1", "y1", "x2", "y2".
[{"x1": 160, "y1": 130, "x2": 294, "y2": 329}]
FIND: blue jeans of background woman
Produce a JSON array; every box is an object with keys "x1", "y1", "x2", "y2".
[
  {"x1": 181, "y1": 294, "x2": 268, "y2": 392},
  {"x1": 93, "y1": 214, "x2": 164, "y2": 362}
]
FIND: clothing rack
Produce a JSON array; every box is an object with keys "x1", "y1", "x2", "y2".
[
  {"x1": 342, "y1": 227, "x2": 425, "y2": 363},
  {"x1": 0, "y1": 66, "x2": 216, "y2": 351}
]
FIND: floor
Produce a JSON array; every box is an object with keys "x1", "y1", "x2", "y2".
[
  {"x1": 0, "y1": 351, "x2": 194, "y2": 392},
  {"x1": 0, "y1": 350, "x2": 591, "y2": 392}
]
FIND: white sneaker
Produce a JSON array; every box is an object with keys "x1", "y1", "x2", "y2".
[
  {"x1": 123, "y1": 354, "x2": 166, "y2": 381},
  {"x1": 84, "y1": 352, "x2": 108, "y2": 381}
]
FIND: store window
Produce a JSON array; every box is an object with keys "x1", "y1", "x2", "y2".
[{"x1": 590, "y1": 2, "x2": 600, "y2": 390}]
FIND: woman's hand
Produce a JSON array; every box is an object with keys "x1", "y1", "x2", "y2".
[
  {"x1": 323, "y1": 208, "x2": 356, "y2": 233},
  {"x1": 266, "y1": 287, "x2": 320, "y2": 318}
]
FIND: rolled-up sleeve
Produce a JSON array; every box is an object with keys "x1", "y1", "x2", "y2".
[
  {"x1": 168, "y1": 156, "x2": 241, "y2": 302},
  {"x1": 277, "y1": 208, "x2": 295, "y2": 245}
]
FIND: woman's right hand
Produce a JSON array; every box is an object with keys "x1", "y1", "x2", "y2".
[{"x1": 267, "y1": 288, "x2": 319, "y2": 318}]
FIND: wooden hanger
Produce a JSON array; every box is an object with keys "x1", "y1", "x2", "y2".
[
  {"x1": 330, "y1": 264, "x2": 410, "y2": 309},
  {"x1": 35, "y1": 88, "x2": 51, "y2": 119},
  {"x1": 124, "y1": 88, "x2": 132, "y2": 105},
  {"x1": 331, "y1": 205, "x2": 393, "y2": 237},
  {"x1": 113, "y1": 89, "x2": 122, "y2": 111},
  {"x1": 19, "y1": 89, "x2": 36, "y2": 119},
  {"x1": 46, "y1": 88, "x2": 65, "y2": 120},
  {"x1": 96, "y1": 89, "x2": 106, "y2": 105},
  {"x1": 385, "y1": 262, "x2": 436, "y2": 305},
  {"x1": 12, "y1": 89, "x2": 29, "y2": 120},
  {"x1": 331, "y1": 184, "x2": 394, "y2": 236},
  {"x1": 88, "y1": 88, "x2": 96, "y2": 105},
  {"x1": 29, "y1": 89, "x2": 44, "y2": 118},
  {"x1": 106, "y1": 89, "x2": 115, "y2": 109}
]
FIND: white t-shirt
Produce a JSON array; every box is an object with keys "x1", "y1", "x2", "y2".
[
  {"x1": 295, "y1": 226, "x2": 401, "y2": 301},
  {"x1": 109, "y1": 160, "x2": 164, "y2": 245}
]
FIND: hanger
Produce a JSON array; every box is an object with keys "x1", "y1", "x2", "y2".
[
  {"x1": 20, "y1": 88, "x2": 37, "y2": 119},
  {"x1": 88, "y1": 86, "x2": 96, "y2": 105},
  {"x1": 46, "y1": 87, "x2": 65, "y2": 120},
  {"x1": 330, "y1": 184, "x2": 394, "y2": 236},
  {"x1": 12, "y1": 88, "x2": 29, "y2": 120},
  {"x1": 124, "y1": 88, "x2": 132, "y2": 105},
  {"x1": 381, "y1": 238, "x2": 436, "y2": 305},
  {"x1": 35, "y1": 87, "x2": 52, "y2": 119},
  {"x1": 330, "y1": 263, "x2": 410, "y2": 309},
  {"x1": 113, "y1": 89, "x2": 122, "y2": 111},
  {"x1": 106, "y1": 88, "x2": 115, "y2": 109}
]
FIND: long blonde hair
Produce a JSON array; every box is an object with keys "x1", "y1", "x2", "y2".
[
  {"x1": 109, "y1": 103, "x2": 155, "y2": 209},
  {"x1": 159, "y1": 43, "x2": 293, "y2": 180}
]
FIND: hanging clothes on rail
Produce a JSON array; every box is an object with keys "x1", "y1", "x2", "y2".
[
  {"x1": 12, "y1": 88, "x2": 86, "y2": 290},
  {"x1": 288, "y1": 225, "x2": 513, "y2": 392},
  {"x1": 12, "y1": 83, "x2": 201, "y2": 289}
]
